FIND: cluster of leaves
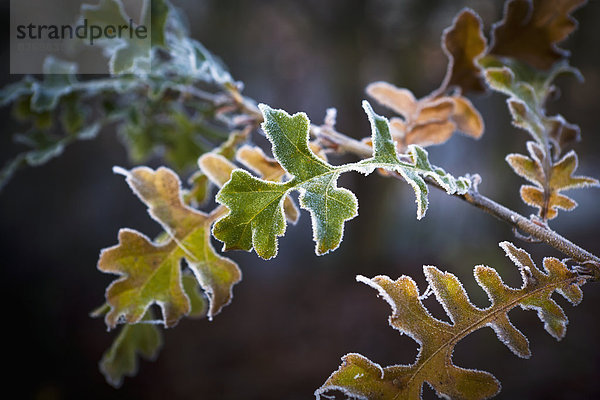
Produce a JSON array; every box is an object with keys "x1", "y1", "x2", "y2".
[
  {"x1": 483, "y1": 0, "x2": 598, "y2": 222},
  {"x1": 365, "y1": 9, "x2": 486, "y2": 151},
  {"x1": 0, "y1": 0, "x2": 251, "y2": 191},
  {"x1": 314, "y1": 1, "x2": 598, "y2": 398},
  {"x1": 93, "y1": 98, "x2": 471, "y2": 385},
  {"x1": 1, "y1": 0, "x2": 597, "y2": 397}
]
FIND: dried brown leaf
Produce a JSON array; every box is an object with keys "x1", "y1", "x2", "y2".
[
  {"x1": 489, "y1": 0, "x2": 587, "y2": 70},
  {"x1": 442, "y1": 9, "x2": 488, "y2": 93},
  {"x1": 507, "y1": 145, "x2": 598, "y2": 219}
]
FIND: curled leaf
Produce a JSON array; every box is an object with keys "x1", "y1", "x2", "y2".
[{"x1": 367, "y1": 82, "x2": 483, "y2": 150}]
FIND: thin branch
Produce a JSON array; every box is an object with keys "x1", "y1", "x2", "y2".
[
  {"x1": 310, "y1": 119, "x2": 600, "y2": 265},
  {"x1": 227, "y1": 91, "x2": 600, "y2": 266}
]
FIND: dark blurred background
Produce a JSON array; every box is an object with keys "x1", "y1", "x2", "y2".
[{"x1": 1, "y1": 1, "x2": 600, "y2": 399}]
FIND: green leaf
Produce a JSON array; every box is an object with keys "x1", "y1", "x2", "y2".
[
  {"x1": 483, "y1": 60, "x2": 581, "y2": 144},
  {"x1": 317, "y1": 242, "x2": 585, "y2": 400},
  {"x1": 213, "y1": 102, "x2": 469, "y2": 259},
  {"x1": 99, "y1": 310, "x2": 162, "y2": 388},
  {"x1": 151, "y1": 0, "x2": 169, "y2": 47},
  {"x1": 81, "y1": 0, "x2": 151, "y2": 74},
  {"x1": 99, "y1": 166, "x2": 241, "y2": 328}
]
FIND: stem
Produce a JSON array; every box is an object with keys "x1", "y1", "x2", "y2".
[
  {"x1": 453, "y1": 186, "x2": 600, "y2": 264},
  {"x1": 310, "y1": 118, "x2": 600, "y2": 264},
  {"x1": 227, "y1": 91, "x2": 600, "y2": 266}
]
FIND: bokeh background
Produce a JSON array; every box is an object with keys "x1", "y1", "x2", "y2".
[{"x1": 1, "y1": 1, "x2": 600, "y2": 399}]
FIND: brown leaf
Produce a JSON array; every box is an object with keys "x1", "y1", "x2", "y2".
[
  {"x1": 507, "y1": 145, "x2": 598, "y2": 220},
  {"x1": 366, "y1": 82, "x2": 417, "y2": 120},
  {"x1": 489, "y1": 0, "x2": 587, "y2": 70},
  {"x1": 450, "y1": 96, "x2": 484, "y2": 138},
  {"x1": 368, "y1": 82, "x2": 484, "y2": 150},
  {"x1": 441, "y1": 9, "x2": 488, "y2": 93},
  {"x1": 405, "y1": 120, "x2": 456, "y2": 148},
  {"x1": 198, "y1": 153, "x2": 236, "y2": 187}
]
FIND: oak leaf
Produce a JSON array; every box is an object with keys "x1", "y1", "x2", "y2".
[
  {"x1": 317, "y1": 242, "x2": 584, "y2": 400},
  {"x1": 99, "y1": 166, "x2": 241, "y2": 328},
  {"x1": 98, "y1": 310, "x2": 162, "y2": 388},
  {"x1": 507, "y1": 143, "x2": 598, "y2": 219},
  {"x1": 366, "y1": 82, "x2": 483, "y2": 151},
  {"x1": 213, "y1": 102, "x2": 469, "y2": 259},
  {"x1": 441, "y1": 9, "x2": 488, "y2": 93},
  {"x1": 489, "y1": 0, "x2": 587, "y2": 70}
]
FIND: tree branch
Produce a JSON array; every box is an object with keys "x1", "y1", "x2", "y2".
[
  {"x1": 311, "y1": 119, "x2": 600, "y2": 265},
  {"x1": 226, "y1": 91, "x2": 600, "y2": 267}
]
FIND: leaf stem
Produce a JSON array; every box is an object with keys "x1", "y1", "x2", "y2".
[
  {"x1": 310, "y1": 119, "x2": 600, "y2": 264},
  {"x1": 455, "y1": 186, "x2": 600, "y2": 263},
  {"x1": 229, "y1": 91, "x2": 599, "y2": 266}
]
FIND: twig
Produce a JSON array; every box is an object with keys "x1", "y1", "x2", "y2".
[
  {"x1": 310, "y1": 117, "x2": 600, "y2": 264},
  {"x1": 229, "y1": 92, "x2": 600, "y2": 266}
]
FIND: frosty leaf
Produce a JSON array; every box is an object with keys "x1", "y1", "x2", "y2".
[
  {"x1": 99, "y1": 310, "x2": 162, "y2": 388},
  {"x1": 507, "y1": 146, "x2": 599, "y2": 219},
  {"x1": 483, "y1": 61, "x2": 581, "y2": 148},
  {"x1": 181, "y1": 273, "x2": 209, "y2": 318},
  {"x1": 489, "y1": 0, "x2": 587, "y2": 70},
  {"x1": 81, "y1": 0, "x2": 151, "y2": 74},
  {"x1": 441, "y1": 9, "x2": 487, "y2": 93},
  {"x1": 318, "y1": 242, "x2": 584, "y2": 400},
  {"x1": 198, "y1": 153, "x2": 237, "y2": 188},
  {"x1": 99, "y1": 167, "x2": 241, "y2": 328},
  {"x1": 236, "y1": 145, "x2": 300, "y2": 224},
  {"x1": 366, "y1": 82, "x2": 483, "y2": 150},
  {"x1": 150, "y1": 0, "x2": 169, "y2": 47},
  {"x1": 31, "y1": 57, "x2": 77, "y2": 112},
  {"x1": 213, "y1": 102, "x2": 469, "y2": 259}
]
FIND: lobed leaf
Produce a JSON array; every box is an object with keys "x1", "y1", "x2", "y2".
[
  {"x1": 81, "y1": 0, "x2": 152, "y2": 74},
  {"x1": 317, "y1": 242, "x2": 584, "y2": 400},
  {"x1": 99, "y1": 166, "x2": 241, "y2": 329},
  {"x1": 213, "y1": 102, "x2": 470, "y2": 259},
  {"x1": 489, "y1": 0, "x2": 587, "y2": 70},
  {"x1": 366, "y1": 82, "x2": 483, "y2": 151},
  {"x1": 507, "y1": 144, "x2": 598, "y2": 219},
  {"x1": 98, "y1": 310, "x2": 162, "y2": 388},
  {"x1": 441, "y1": 9, "x2": 488, "y2": 93}
]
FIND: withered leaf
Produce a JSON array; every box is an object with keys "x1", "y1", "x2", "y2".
[
  {"x1": 441, "y1": 9, "x2": 488, "y2": 93},
  {"x1": 367, "y1": 82, "x2": 483, "y2": 150},
  {"x1": 507, "y1": 142, "x2": 598, "y2": 219},
  {"x1": 489, "y1": 0, "x2": 587, "y2": 70}
]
